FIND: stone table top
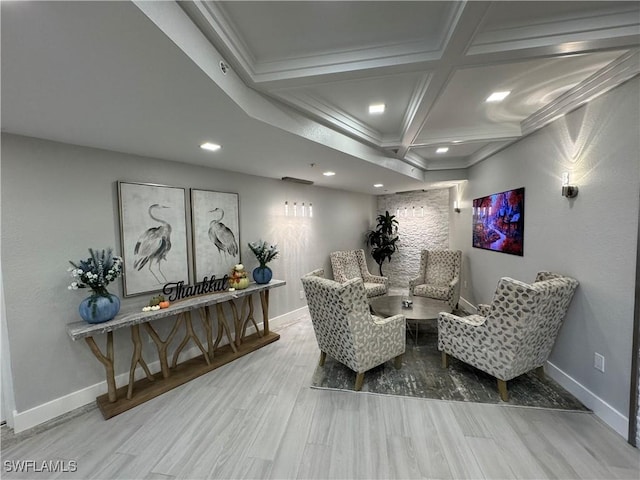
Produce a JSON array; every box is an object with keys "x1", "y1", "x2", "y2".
[{"x1": 66, "y1": 280, "x2": 286, "y2": 340}]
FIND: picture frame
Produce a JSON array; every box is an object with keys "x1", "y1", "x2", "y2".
[
  {"x1": 472, "y1": 187, "x2": 525, "y2": 256},
  {"x1": 117, "y1": 181, "x2": 190, "y2": 297},
  {"x1": 190, "y1": 189, "x2": 240, "y2": 281}
]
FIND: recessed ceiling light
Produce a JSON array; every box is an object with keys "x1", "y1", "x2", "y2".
[
  {"x1": 323, "y1": 171, "x2": 336, "y2": 176},
  {"x1": 200, "y1": 142, "x2": 221, "y2": 151},
  {"x1": 486, "y1": 91, "x2": 511, "y2": 103},
  {"x1": 436, "y1": 147, "x2": 449, "y2": 154},
  {"x1": 373, "y1": 183, "x2": 384, "y2": 188},
  {"x1": 369, "y1": 103, "x2": 385, "y2": 114}
]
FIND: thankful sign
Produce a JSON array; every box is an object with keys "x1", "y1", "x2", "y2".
[{"x1": 162, "y1": 275, "x2": 230, "y2": 302}]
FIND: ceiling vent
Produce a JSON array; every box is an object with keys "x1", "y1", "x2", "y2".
[{"x1": 281, "y1": 176, "x2": 314, "y2": 185}]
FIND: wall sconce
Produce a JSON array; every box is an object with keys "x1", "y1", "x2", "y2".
[
  {"x1": 453, "y1": 200, "x2": 461, "y2": 213},
  {"x1": 561, "y1": 172, "x2": 579, "y2": 198},
  {"x1": 284, "y1": 200, "x2": 313, "y2": 217}
]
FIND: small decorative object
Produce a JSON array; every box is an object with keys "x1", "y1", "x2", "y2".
[
  {"x1": 147, "y1": 294, "x2": 170, "y2": 310},
  {"x1": 229, "y1": 264, "x2": 249, "y2": 289},
  {"x1": 68, "y1": 248, "x2": 123, "y2": 324},
  {"x1": 248, "y1": 240, "x2": 279, "y2": 284},
  {"x1": 402, "y1": 298, "x2": 413, "y2": 308}
]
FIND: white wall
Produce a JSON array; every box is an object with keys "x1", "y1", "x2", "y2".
[
  {"x1": 451, "y1": 77, "x2": 640, "y2": 435},
  {"x1": 0, "y1": 133, "x2": 376, "y2": 417}
]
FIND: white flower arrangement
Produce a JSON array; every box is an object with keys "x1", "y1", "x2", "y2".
[{"x1": 68, "y1": 248, "x2": 123, "y2": 295}]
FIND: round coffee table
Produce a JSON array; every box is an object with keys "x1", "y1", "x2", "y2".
[{"x1": 370, "y1": 295, "x2": 452, "y2": 343}]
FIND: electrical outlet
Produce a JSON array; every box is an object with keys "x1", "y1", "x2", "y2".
[
  {"x1": 299, "y1": 290, "x2": 305, "y2": 299},
  {"x1": 594, "y1": 352, "x2": 605, "y2": 372}
]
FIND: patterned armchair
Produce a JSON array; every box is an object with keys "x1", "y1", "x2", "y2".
[
  {"x1": 330, "y1": 249, "x2": 388, "y2": 298},
  {"x1": 409, "y1": 250, "x2": 462, "y2": 309},
  {"x1": 438, "y1": 271, "x2": 579, "y2": 401},
  {"x1": 301, "y1": 269, "x2": 405, "y2": 390}
]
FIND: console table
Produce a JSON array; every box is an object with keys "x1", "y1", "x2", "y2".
[{"x1": 66, "y1": 280, "x2": 285, "y2": 419}]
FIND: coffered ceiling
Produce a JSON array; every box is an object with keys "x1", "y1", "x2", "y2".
[
  {"x1": 180, "y1": 0, "x2": 639, "y2": 170},
  {"x1": 2, "y1": 1, "x2": 639, "y2": 194}
]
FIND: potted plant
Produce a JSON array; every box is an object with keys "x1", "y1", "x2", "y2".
[
  {"x1": 365, "y1": 211, "x2": 399, "y2": 276},
  {"x1": 68, "y1": 248, "x2": 123, "y2": 323},
  {"x1": 248, "y1": 240, "x2": 279, "y2": 284}
]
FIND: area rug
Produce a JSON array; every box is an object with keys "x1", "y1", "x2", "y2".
[{"x1": 310, "y1": 322, "x2": 588, "y2": 411}]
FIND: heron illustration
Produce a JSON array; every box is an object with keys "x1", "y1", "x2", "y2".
[
  {"x1": 208, "y1": 208, "x2": 238, "y2": 258},
  {"x1": 134, "y1": 204, "x2": 172, "y2": 284}
]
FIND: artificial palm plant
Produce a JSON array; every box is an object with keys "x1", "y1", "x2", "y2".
[{"x1": 365, "y1": 210, "x2": 399, "y2": 276}]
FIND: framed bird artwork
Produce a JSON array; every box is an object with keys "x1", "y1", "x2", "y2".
[
  {"x1": 117, "y1": 181, "x2": 191, "y2": 297},
  {"x1": 190, "y1": 189, "x2": 240, "y2": 283}
]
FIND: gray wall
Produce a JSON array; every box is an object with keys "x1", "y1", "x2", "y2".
[
  {"x1": 1, "y1": 133, "x2": 376, "y2": 412},
  {"x1": 450, "y1": 77, "x2": 640, "y2": 418},
  {"x1": 375, "y1": 190, "x2": 449, "y2": 287}
]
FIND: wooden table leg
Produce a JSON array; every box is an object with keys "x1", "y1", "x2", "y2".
[
  {"x1": 236, "y1": 296, "x2": 262, "y2": 345},
  {"x1": 127, "y1": 324, "x2": 154, "y2": 400},
  {"x1": 214, "y1": 304, "x2": 237, "y2": 353},
  {"x1": 172, "y1": 310, "x2": 210, "y2": 368},
  {"x1": 144, "y1": 316, "x2": 183, "y2": 379},
  {"x1": 260, "y1": 290, "x2": 271, "y2": 335},
  {"x1": 85, "y1": 332, "x2": 117, "y2": 403}
]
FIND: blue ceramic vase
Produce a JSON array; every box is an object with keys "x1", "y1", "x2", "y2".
[
  {"x1": 79, "y1": 291, "x2": 121, "y2": 324},
  {"x1": 252, "y1": 266, "x2": 273, "y2": 284}
]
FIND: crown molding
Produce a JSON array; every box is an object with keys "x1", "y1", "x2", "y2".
[
  {"x1": 400, "y1": 73, "x2": 432, "y2": 139},
  {"x1": 413, "y1": 126, "x2": 522, "y2": 147},
  {"x1": 189, "y1": 1, "x2": 466, "y2": 85},
  {"x1": 465, "y1": 140, "x2": 517, "y2": 168},
  {"x1": 468, "y1": 9, "x2": 640, "y2": 56},
  {"x1": 276, "y1": 91, "x2": 384, "y2": 146},
  {"x1": 251, "y1": 44, "x2": 442, "y2": 84},
  {"x1": 522, "y1": 49, "x2": 640, "y2": 136},
  {"x1": 188, "y1": 1, "x2": 258, "y2": 79}
]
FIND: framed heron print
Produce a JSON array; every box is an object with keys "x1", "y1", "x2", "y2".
[
  {"x1": 190, "y1": 189, "x2": 240, "y2": 282},
  {"x1": 118, "y1": 181, "x2": 190, "y2": 297}
]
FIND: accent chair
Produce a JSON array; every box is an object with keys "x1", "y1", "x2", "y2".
[
  {"x1": 408, "y1": 249, "x2": 462, "y2": 310},
  {"x1": 438, "y1": 271, "x2": 579, "y2": 401},
  {"x1": 301, "y1": 269, "x2": 405, "y2": 391},
  {"x1": 329, "y1": 249, "x2": 388, "y2": 298}
]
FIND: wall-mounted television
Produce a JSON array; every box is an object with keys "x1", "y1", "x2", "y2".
[{"x1": 472, "y1": 187, "x2": 525, "y2": 256}]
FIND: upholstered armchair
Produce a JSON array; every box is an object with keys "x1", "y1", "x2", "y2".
[
  {"x1": 330, "y1": 249, "x2": 388, "y2": 298},
  {"x1": 408, "y1": 250, "x2": 462, "y2": 309},
  {"x1": 301, "y1": 269, "x2": 405, "y2": 390},
  {"x1": 438, "y1": 271, "x2": 579, "y2": 401}
]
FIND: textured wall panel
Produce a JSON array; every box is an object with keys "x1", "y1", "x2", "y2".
[{"x1": 373, "y1": 190, "x2": 450, "y2": 287}]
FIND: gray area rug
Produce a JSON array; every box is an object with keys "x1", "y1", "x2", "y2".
[{"x1": 310, "y1": 321, "x2": 589, "y2": 411}]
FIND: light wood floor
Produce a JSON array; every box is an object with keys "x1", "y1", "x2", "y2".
[{"x1": 2, "y1": 313, "x2": 639, "y2": 479}]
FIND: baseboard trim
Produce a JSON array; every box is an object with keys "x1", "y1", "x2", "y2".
[
  {"x1": 546, "y1": 361, "x2": 629, "y2": 439},
  {"x1": 10, "y1": 307, "x2": 304, "y2": 434}
]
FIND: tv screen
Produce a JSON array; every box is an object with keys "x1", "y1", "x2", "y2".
[{"x1": 472, "y1": 187, "x2": 525, "y2": 256}]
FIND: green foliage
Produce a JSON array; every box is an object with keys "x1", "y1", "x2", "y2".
[
  {"x1": 365, "y1": 211, "x2": 399, "y2": 275},
  {"x1": 248, "y1": 240, "x2": 279, "y2": 267}
]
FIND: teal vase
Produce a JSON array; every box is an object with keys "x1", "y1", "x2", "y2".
[
  {"x1": 79, "y1": 291, "x2": 121, "y2": 324},
  {"x1": 253, "y1": 266, "x2": 273, "y2": 284}
]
